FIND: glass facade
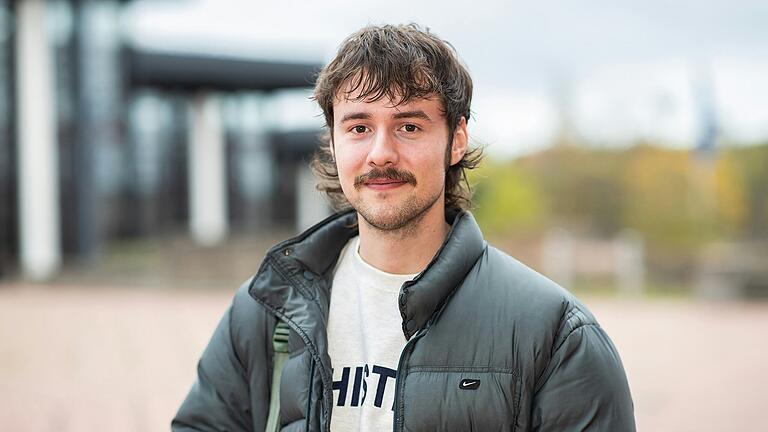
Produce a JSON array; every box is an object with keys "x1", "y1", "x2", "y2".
[
  {"x1": 0, "y1": 0, "x2": 15, "y2": 275},
  {"x1": 0, "y1": 0, "x2": 323, "y2": 276}
]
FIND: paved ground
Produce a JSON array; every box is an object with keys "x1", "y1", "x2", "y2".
[{"x1": 1, "y1": 283, "x2": 766, "y2": 431}]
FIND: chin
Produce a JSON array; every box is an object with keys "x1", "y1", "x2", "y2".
[
  {"x1": 353, "y1": 195, "x2": 439, "y2": 232},
  {"x1": 360, "y1": 210, "x2": 412, "y2": 231}
]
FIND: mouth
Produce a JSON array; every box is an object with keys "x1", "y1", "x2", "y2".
[
  {"x1": 354, "y1": 167, "x2": 417, "y2": 191},
  {"x1": 363, "y1": 178, "x2": 407, "y2": 190}
]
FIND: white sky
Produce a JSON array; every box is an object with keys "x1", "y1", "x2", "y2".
[{"x1": 124, "y1": 0, "x2": 768, "y2": 158}]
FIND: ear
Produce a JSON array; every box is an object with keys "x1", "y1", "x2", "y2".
[{"x1": 449, "y1": 117, "x2": 468, "y2": 166}]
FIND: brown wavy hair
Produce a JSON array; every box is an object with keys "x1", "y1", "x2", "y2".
[{"x1": 311, "y1": 24, "x2": 483, "y2": 211}]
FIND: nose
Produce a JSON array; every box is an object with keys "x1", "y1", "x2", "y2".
[{"x1": 366, "y1": 130, "x2": 399, "y2": 167}]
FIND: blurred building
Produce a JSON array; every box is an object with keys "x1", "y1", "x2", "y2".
[{"x1": 0, "y1": 0, "x2": 327, "y2": 280}]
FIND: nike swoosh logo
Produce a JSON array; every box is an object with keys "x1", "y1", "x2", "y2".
[{"x1": 459, "y1": 379, "x2": 481, "y2": 389}]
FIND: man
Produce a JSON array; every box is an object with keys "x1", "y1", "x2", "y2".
[{"x1": 173, "y1": 24, "x2": 635, "y2": 432}]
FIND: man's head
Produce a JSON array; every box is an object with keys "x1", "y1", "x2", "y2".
[{"x1": 312, "y1": 24, "x2": 482, "y2": 228}]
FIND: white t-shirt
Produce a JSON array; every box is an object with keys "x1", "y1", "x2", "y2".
[{"x1": 327, "y1": 236, "x2": 417, "y2": 432}]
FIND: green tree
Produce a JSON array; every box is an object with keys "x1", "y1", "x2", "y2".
[{"x1": 471, "y1": 161, "x2": 548, "y2": 236}]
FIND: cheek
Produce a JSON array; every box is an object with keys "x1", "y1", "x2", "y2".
[
  {"x1": 334, "y1": 147, "x2": 364, "y2": 185},
  {"x1": 409, "y1": 148, "x2": 447, "y2": 184}
]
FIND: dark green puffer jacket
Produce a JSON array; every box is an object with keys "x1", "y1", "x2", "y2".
[{"x1": 172, "y1": 210, "x2": 635, "y2": 431}]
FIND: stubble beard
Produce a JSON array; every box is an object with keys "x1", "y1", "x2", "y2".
[
  {"x1": 351, "y1": 185, "x2": 444, "y2": 237},
  {"x1": 344, "y1": 137, "x2": 453, "y2": 236}
]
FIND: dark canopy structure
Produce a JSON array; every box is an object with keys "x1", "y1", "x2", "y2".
[
  {"x1": 1, "y1": 0, "x2": 327, "y2": 277},
  {"x1": 124, "y1": 48, "x2": 322, "y2": 91}
]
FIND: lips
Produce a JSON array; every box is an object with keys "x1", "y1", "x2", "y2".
[
  {"x1": 353, "y1": 167, "x2": 417, "y2": 189},
  {"x1": 365, "y1": 179, "x2": 405, "y2": 185},
  {"x1": 364, "y1": 178, "x2": 406, "y2": 190}
]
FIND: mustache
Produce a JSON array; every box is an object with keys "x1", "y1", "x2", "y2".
[{"x1": 353, "y1": 167, "x2": 417, "y2": 188}]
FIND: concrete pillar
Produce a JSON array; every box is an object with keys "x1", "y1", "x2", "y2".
[
  {"x1": 296, "y1": 163, "x2": 330, "y2": 232},
  {"x1": 16, "y1": 0, "x2": 61, "y2": 279},
  {"x1": 70, "y1": 0, "x2": 121, "y2": 259},
  {"x1": 188, "y1": 92, "x2": 228, "y2": 246},
  {"x1": 615, "y1": 230, "x2": 645, "y2": 295},
  {"x1": 541, "y1": 228, "x2": 574, "y2": 289}
]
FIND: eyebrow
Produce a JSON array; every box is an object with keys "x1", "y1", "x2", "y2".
[
  {"x1": 392, "y1": 110, "x2": 432, "y2": 121},
  {"x1": 338, "y1": 112, "x2": 372, "y2": 123},
  {"x1": 338, "y1": 110, "x2": 432, "y2": 124}
]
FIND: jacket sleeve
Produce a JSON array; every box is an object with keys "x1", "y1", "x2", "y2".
[
  {"x1": 172, "y1": 281, "x2": 273, "y2": 432},
  {"x1": 531, "y1": 322, "x2": 636, "y2": 432}
]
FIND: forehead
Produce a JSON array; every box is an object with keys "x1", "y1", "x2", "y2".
[
  {"x1": 334, "y1": 94, "x2": 440, "y2": 113},
  {"x1": 333, "y1": 90, "x2": 445, "y2": 123},
  {"x1": 331, "y1": 74, "x2": 445, "y2": 119}
]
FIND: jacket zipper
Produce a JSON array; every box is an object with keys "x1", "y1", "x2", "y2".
[{"x1": 392, "y1": 327, "x2": 428, "y2": 432}]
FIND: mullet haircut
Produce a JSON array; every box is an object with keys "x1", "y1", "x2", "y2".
[{"x1": 312, "y1": 23, "x2": 483, "y2": 211}]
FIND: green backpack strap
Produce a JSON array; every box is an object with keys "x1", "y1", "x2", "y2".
[{"x1": 265, "y1": 320, "x2": 290, "y2": 432}]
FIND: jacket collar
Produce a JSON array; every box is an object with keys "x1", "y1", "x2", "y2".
[
  {"x1": 251, "y1": 208, "x2": 486, "y2": 339},
  {"x1": 398, "y1": 210, "x2": 485, "y2": 338}
]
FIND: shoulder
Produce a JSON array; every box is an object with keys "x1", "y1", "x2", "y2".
[
  {"x1": 462, "y1": 245, "x2": 601, "y2": 346},
  {"x1": 461, "y1": 246, "x2": 616, "y2": 373},
  {"x1": 474, "y1": 246, "x2": 595, "y2": 314},
  {"x1": 228, "y1": 277, "x2": 274, "y2": 364},
  {"x1": 230, "y1": 276, "x2": 268, "y2": 323}
]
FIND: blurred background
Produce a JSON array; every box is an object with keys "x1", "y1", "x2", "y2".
[{"x1": 1, "y1": 0, "x2": 767, "y2": 430}]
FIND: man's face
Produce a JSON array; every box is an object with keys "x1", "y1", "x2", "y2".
[{"x1": 331, "y1": 89, "x2": 467, "y2": 232}]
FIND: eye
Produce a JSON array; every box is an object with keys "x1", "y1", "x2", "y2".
[
  {"x1": 401, "y1": 124, "x2": 419, "y2": 132},
  {"x1": 352, "y1": 125, "x2": 368, "y2": 134}
]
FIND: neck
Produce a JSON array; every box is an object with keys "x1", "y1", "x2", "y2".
[{"x1": 357, "y1": 202, "x2": 451, "y2": 275}]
